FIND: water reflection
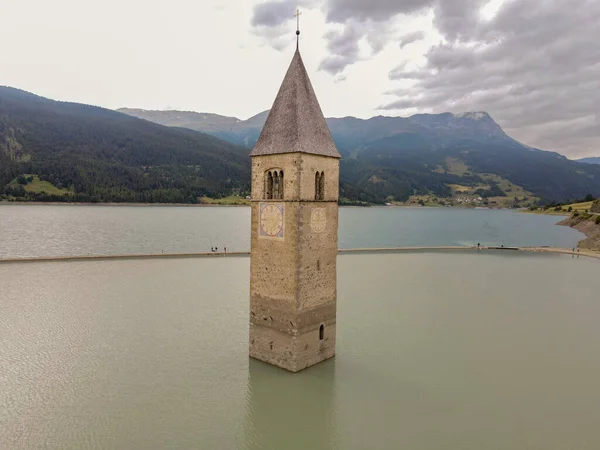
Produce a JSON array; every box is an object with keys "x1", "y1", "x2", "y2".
[{"x1": 245, "y1": 358, "x2": 338, "y2": 450}]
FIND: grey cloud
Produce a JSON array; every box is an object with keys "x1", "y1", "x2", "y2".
[
  {"x1": 319, "y1": 55, "x2": 354, "y2": 74},
  {"x1": 388, "y1": 68, "x2": 431, "y2": 80},
  {"x1": 399, "y1": 30, "x2": 425, "y2": 48},
  {"x1": 323, "y1": 25, "x2": 362, "y2": 57},
  {"x1": 381, "y1": 0, "x2": 600, "y2": 157},
  {"x1": 252, "y1": 0, "x2": 433, "y2": 74},
  {"x1": 388, "y1": 61, "x2": 408, "y2": 80},
  {"x1": 251, "y1": 0, "x2": 318, "y2": 48},
  {"x1": 319, "y1": 19, "x2": 400, "y2": 74},
  {"x1": 250, "y1": 0, "x2": 600, "y2": 156},
  {"x1": 432, "y1": 0, "x2": 487, "y2": 42},
  {"x1": 379, "y1": 98, "x2": 418, "y2": 109},
  {"x1": 251, "y1": 1, "x2": 293, "y2": 27},
  {"x1": 318, "y1": 23, "x2": 362, "y2": 74},
  {"x1": 318, "y1": 0, "x2": 433, "y2": 74},
  {"x1": 506, "y1": 115, "x2": 599, "y2": 157},
  {"x1": 326, "y1": 0, "x2": 433, "y2": 22},
  {"x1": 367, "y1": 23, "x2": 396, "y2": 53}
]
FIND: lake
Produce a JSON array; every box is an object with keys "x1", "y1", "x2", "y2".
[
  {"x1": 1, "y1": 252, "x2": 599, "y2": 449},
  {"x1": 0, "y1": 204, "x2": 584, "y2": 258}
]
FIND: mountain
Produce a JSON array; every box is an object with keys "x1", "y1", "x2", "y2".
[
  {"x1": 2, "y1": 86, "x2": 599, "y2": 206},
  {"x1": 576, "y1": 157, "x2": 600, "y2": 165},
  {"x1": 117, "y1": 108, "x2": 509, "y2": 152},
  {"x1": 119, "y1": 108, "x2": 600, "y2": 204},
  {"x1": 118, "y1": 108, "x2": 269, "y2": 149},
  {"x1": 0, "y1": 87, "x2": 250, "y2": 203}
]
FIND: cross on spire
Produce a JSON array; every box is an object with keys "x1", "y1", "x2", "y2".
[{"x1": 294, "y1": 9, "x2": 302, "y2": 49}]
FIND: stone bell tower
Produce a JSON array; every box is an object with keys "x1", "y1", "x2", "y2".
[{"x1": 248, "y1": 45, "x2": 341, "y2": 372}]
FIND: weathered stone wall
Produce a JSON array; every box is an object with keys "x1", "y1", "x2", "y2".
[
  {"x1": 292, "y1": 322, "x2": 336, "y2": 371},
  {"x1": 298, "y1": 154, "x2": 340, "y2": 201},
  {"x1": 251, "y1": 152, "x2": 339, "y2": 202},
  {"x1": 249, "y1": 322, "x2": 336, "y2": 372},
  {"x1": 250, "y1": 198, "x2": 299, "y2": 371},
  {"x1": 297, "y1": 202, "x2": 338, "y2": 310},
  {"x1": 251, "y1": 153, "x2": 301, "y2": 200},
  {"x1": 249, "y1": 152, "x2": 339, "y2": 372},
  {"x1": 249, "y1": 201, "x2": 298, "y2": 305}
]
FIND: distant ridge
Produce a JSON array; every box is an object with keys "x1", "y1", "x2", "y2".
[
  {"x1": 117, "y1": 108, "x2": 509, "y2": 151},
  {"x1": 120, "y1": 106, "x2": 600, "y2": 203},
  {"x1": 2, "y1": 85, "x2": 600, "y2": 205},
  {"x1": 576, "y1": 157, "x2": 600, "y2": 165}
]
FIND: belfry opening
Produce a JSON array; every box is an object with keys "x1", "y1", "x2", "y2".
[{"x1": 265, "y1": 170, "x2": 284, "y2": 200}]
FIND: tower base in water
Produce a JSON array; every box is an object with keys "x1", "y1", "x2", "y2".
[{"x1": 249, "y1": 301, "x2": 336, "y2": 372}]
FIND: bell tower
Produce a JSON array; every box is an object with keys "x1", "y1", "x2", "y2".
[{"x1": 248, "y1": 46, "x2": 341, "y2": 372}]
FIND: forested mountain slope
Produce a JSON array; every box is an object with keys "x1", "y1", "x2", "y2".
[
  {"x1": 2, "y1": 86, "x2": 598, "y2": 205},
  {"x1": 0, "y1": 87, "x2": 250, "y2": 203},
  {"x1": 121, "y1": 108, "x2": 600, "y2": 204}
]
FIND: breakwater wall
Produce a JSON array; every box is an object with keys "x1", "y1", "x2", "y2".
[{"x1": 1, "y1": 246, "x2": 599, "y2": 264}]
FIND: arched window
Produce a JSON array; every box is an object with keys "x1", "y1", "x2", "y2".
[
  {"x1": 279, "y1": 170, "x2": 284, "y2": 199},
  {"x1": 319, "y1": 324, "x2": 325, "y2": 341},
  {"x1": 273, "y1": 172, "x2": 279, "y2": 199},
  {"x1": 265, "y1": 171, "x2": 273, "y2": 199},
  {"x1": 265, "y1": 169, "x2": 284, "y2": 200},
  {"x1": 319, "y1": 171, "x2": 325, "y2": 200},
  {"x1": 315, "y1": 172, "x2": 320, "y2": 200}
]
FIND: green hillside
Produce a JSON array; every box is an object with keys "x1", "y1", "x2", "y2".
[
  {"x1": 0, "y1": 87, "x2": 250, "y2": 203},
  {"x1": 3, "y1": 86, "x2": 600, "y2": 206},
  {"x1": 121, "y1": 108, "x2": 600, "y2": 205}
]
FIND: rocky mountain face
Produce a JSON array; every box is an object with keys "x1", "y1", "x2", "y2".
[{"x1": 118, "y1": 108, "x2": 511, "y2": 153}]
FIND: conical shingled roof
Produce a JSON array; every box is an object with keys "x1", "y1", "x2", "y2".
[{"x1": 249, "y1": 50, "x2": 341, "y2": 158}]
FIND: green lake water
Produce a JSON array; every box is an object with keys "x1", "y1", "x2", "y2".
[
  {"x1": 0, "y1": 205, "x2": 585, "y2": 258},
  {"x1": 1, "y1": 252, "x2": 599, "y2": 449}
]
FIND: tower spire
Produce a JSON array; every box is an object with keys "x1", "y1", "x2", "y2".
[
  {"x1": 294, "y1": 9, "x2": 302, "y2": 50},
  {"x1": 249, "y1": 49, "x2": 341, "y2": 158}
]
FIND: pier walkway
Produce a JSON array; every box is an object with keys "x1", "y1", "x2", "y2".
[{"x1": 1, "y1": 246, "x2": 599, "y2": 264}]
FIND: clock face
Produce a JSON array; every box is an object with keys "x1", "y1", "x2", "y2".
[
  {"x1": 310, "y1": 208, "x2": 326, "y2": 233},
  {"x1": 259, "y1": 203, "x2": 284, "y2": 239}
]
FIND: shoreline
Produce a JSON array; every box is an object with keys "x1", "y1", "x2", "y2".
[
  {"x1": 2, "y1": 246, "x2": 599, "y2": 264},
  {"x1": 557, "y1": 216, "x2": 600, "y2": 252},
  {"x1": 0, "y1": 201, "x2": 522, "y2": 210},
  {"x1": 0, "y1": 201, "x2": 250, "y2": 207}
]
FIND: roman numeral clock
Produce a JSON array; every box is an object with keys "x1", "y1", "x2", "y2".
[{"x1": 259, "y1": 203, "x2": 284, "y2": 239}]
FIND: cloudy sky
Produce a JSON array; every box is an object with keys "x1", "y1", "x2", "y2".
[{"x1": 2, "y1": 0, "x2": 598, "y2": 158}]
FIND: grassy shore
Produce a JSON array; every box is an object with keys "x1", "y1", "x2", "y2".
[
  {"x1": 526, "y1": 201, "x2": 595, "y2": 215},
  {"x1": 7, "y1": 174, "x2": 72, "y2": 196},
  {"x1": 0, "y1": 201, "x2": 249, "y2": 207},
  {"x1": 199, "y1": 195, "x2": 250, "y2": 206}
]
